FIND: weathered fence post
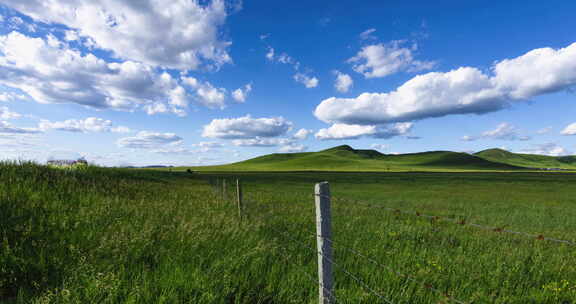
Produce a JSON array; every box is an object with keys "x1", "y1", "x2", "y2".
[
  {"x1": 236, "y1": 179, "x2": 243, "y2": 220},
  {"x1": 315, "y1": 182, "x2": 334, "y2": 304}
]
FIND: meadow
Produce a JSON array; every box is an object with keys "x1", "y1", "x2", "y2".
[{"x1": 1, "y1": 161, "x2": 576, "y2": 303}]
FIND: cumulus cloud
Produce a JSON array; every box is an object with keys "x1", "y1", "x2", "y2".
[
  {"x1": 294, "y1": 73, "x2": 319, "y2": 88},
  {"x1": 117, "y1": 131, "x2": 182, "y2": 149},
  {"x1": 1, "y1": 0, "x2": 232, "y2": 70},
  {"x1": 462, "y1": 123, "x2": 531, "y2": 141},
  {"x1": 39, "y1": 117, "x2": 131, "y2": 133},
  {"x1": 0, "y1": 106, "x2": 20, "y2": 119},
  {"x1": 317, "y1": 42, "x2": 576, "y2": 125},
  {"x1": 561, "y1": 122, "x2": 576, "y2": 135},
  {"x1": 334, "y1": 71, "x2": 353, "y2": 93},
  {"x1": 0, "y1": 32, "x2": 190, "y2": 114},
  {"x1": 202, "y1": 115, "x2": 293, "y2": 139},
  {"x1": 0, "y1": 121, "x2": 42, "y2": 134},
  {"x1": 348, "y1": 41, "x2": 434, "y2": 78},
  {"x1": 315, "y1": 122, "x2": 413, "y2": 140},
  {"x1": 182, "y1": 76, "x2": 226, "y2": 109},
  {"x1": 232, "y1": 84, "x2": 252, "y2": 103},
  {"x1": 279, "y1": 143, "x2": 307, "y2": 153},
  {"x1": 519, "y1": 143, "x2": 570, "y2": 156},
  {"x1": 292, "y1": 128, "x2": 311, "y2": 140}
]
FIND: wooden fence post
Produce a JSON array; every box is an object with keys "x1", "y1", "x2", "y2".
[
  {"x1": 315, "y1": 182, "x2": 334, "y2": 304},
  {"x1": 236, "y1": 179, "x2": 243, "y2": 220}
]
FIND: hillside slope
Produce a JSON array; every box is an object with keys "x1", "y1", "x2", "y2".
[
  {"x1": 475, "y1": 148, "x2": 576, "y2": 169},
  {"x1": 188, "y1": 145, "x2": 522, "y2": 172}
]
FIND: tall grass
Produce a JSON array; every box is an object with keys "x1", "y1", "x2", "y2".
[{"x1": 2, "y1": 163, "x2": 576, "y2": 303}]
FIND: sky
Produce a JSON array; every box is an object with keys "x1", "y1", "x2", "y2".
[{"x1": 0, "y1": 0, "x2": 575, "y2": 167}]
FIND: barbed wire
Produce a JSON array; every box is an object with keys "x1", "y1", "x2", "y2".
[
  {"x1": 266, "y1": 223, "x2": 468, "y2": 304},
  {"x1": 319, "y1": 235, "x2": 468, "y2": 304},
  {"x1": 274, "y1": 244, "x2": 340, "y2": 303},
  {"x1": 266, "y1": 224, "x2": 395, "y2": 304}
]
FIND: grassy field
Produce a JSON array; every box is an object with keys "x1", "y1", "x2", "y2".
[{"x1": 2, "y1": 162, "x2": 576, "y2": 303}]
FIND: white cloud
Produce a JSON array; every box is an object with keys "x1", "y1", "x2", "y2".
[
  {"x1": 39, "y1": 117, "x2": 130, "y2": 133},
  {"x1": 370, "y1": 144, "x2": 389, "y2": 151},
  {"x1": 2, "y1": 0, "x2": 232, "y2": 70},
  {"x1": 519, "y1": 143, "x2": 570, "y2": 156},
  {"x1": 292, "y1": 128, "x2": 311, "y2": 140},
  {"x1": 359, "y1": 28, "x2": 377, "y2": 40},
  {"x1": 0, "y1": 121, "x2": 42, "y2": 134},
  {"x1": 232, "y1": 84, "x2": 252, "y2": 103},
  {"x1": 493, "y1": 44, "x2": 576, "y2": 99},
  {"x1": 461, "y1": 135, "x2": 478, "y2": 142},
  {"x1": 111, "y1": 126, "x2": 131, "y2": 133},
  {"x1": 182, "y1": 76, "x2": 227, "y2": 109},
  {"x1": 316, "y1": 42, "x2": 576, "y2": 125},
  {"x1": 202, "y1": 115, "x2": 293, "y2": 139},
  {"x1": 316, "y1": 67, "x2": 501, "y2": 125},
  {"x1": 0, "y1": 32, "x2": 190, "y2": 114},
  {"x1": 265, "y1": 46, "x2": 299, "y2": 68},
  {"x1": 0, "y1": 106, "x2": 20, "y2": 119},
  {"x1": 348, "y1": 41, "x2": 434, "y2": 78},
  {"x1": 0, "y1": 91, "x2": 27, "y2": 102},
  {"x1": 117, "y1": 131, "x2": 182, "y2": 149},
  {"x1": 315, "y1": 122, "x2": 413, "y2": 140},
  {"x1": 294, "y1": 73, "x2": 319, "y2": 88},
  {"x1": 192, "y1": 141, "x2": 224, "y2": 152},
  {"x1": 462, "y1": 123, "x2": 531, "y2": 141},
  {"x1": 279, "y1": 143, "x2": 307, "y2": 153},
  {"x1": 64, "y1": 30, "x2": 79, "y2": 42},
  {"x1": 537, "y1": 126, "x2": 552, "y2": 134},
  {"x1": 194, "y1": 141, "x2": 224, "y2": 148},
  {"x1": 334, "y1": 71, "x2": 353, "y2": 93},
  {"x1": 561, "y1": 123, "x2": 576, "y2": 135},
  {"x1": 481, "y1": 123, "x2": 531, "y2": 141},
  {"x1": 265, "y1": 47, "x2": 275, "y2": 61},
  {"x1": 232, "y1": 137, "x2": 292, "y2": 147}
]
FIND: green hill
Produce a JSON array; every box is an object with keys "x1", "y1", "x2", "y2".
[
  {"x1": 187, "y1": 145, "x2": 524, "y2": 172},
  {"x1": 475, "y1": 148, "x2": 576, "y2": 169}
]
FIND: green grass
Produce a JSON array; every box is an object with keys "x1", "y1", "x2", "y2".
[
  {"x1": 475, "y1": 148, "x2": 576, "y2": 170},
  {"x1": 185, "y1": 145, "x2": 523, "y2": 172},
  {"x1": 2, "y1": 162, "x2": 576, "y2": 303}
]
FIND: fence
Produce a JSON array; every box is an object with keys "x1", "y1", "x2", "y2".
[{"x1": 206, "y1": 177, "x2": 576, "y2": 303}]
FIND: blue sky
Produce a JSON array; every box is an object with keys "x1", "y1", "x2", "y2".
[{"x1": 0, "y1": 0, "x2": 575, "y2": 166}]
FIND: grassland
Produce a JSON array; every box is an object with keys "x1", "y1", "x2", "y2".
[
  {"x1": 475, "y1": 148, "x2": 576, "y2": 170},
  {"x1": 2, "y1": 161, "x2": 576, "y2": 303}
]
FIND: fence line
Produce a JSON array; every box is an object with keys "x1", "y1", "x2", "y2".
[
  {"x1": 205, "y1": 178, "x2": 573, "y2": 303},
  {"x1": 267, "y1": 223, "x2": 395, "y2": 304},
  {"x1": 247, "y1": 187, "x2": 576, "y2": 247}
]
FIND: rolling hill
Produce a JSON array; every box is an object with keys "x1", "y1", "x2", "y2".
[
  {"x1": 186, "y1": 145, "x2": 541, "y2": 172},
  {"x1": 475, "y1": 148, "x2": 576, "y2": 170}
]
